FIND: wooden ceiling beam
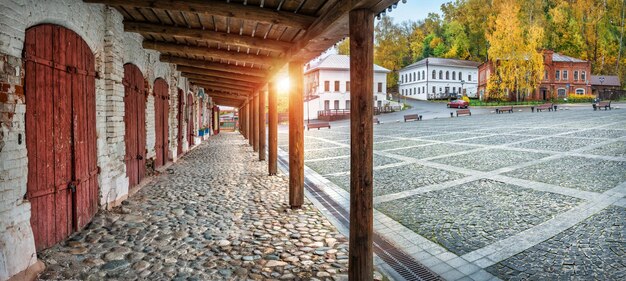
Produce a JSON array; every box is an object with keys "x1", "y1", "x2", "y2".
[
  {"x1": 205, "y1": 91, "x2": 249, "y2": 100},
  {"x1": 125, "y1": 21, "x2": 292, "y2": 53},
  {"x1": 178, "y1": 66, "x2": 264, "y2": 84},
  {"x1": 194, "y1": 84, "x2": 252, "y2": 95},
  {"x1": 182, "y1": 72, "x2": 259, "y2": 88},
  {"x1": 188, "y1": 80, "x2": 254, "y2": 92},
  {"x1": 143, "y1": 41, "x2": 277, "y2": 66},
  {"x1": 161, "y1": 55, "x2": 268, "y2": 77},
  {"x1": 211, "y1": 98, "x2": 243, "y2": 107},
  {"x1": 84, "y1": 0, "x2": 316, "y2": 29}
]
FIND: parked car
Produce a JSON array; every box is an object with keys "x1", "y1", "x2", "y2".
[{"x1": 447, "y1": 99, "x2": 469, "y2": 109}]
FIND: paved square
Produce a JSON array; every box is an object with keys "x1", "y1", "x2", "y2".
[{"x1": 287, "y1": 108, "x2": 626, "y2": 280}]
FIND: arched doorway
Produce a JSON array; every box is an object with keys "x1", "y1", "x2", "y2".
[
  {"x1": 177, "y1": 88, "x2": 184, "y2": 156},
  {"x1": 153, "y1": 78, "x2": 169, "y2": 168},
  {"x1": 123, "y1": 64, "x2": 146, "y2": 189},
  {"x1": 24, "y1": 24, "x2": 99, "y2": 250},
  {"x1": 187, "y1": 93, "x2": 195, "y2": 147}
]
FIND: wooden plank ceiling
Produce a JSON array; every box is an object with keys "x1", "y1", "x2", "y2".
[{"x1": 84, "y1": 0, "x2": 400, "y2": 107}]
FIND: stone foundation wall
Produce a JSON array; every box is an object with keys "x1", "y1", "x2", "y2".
[{"x1": 0, "y1": 1, "x2": 195, "y2": 279}]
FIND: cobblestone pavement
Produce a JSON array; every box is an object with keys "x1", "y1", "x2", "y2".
[
  {"x1": 290, "y1": 109, "x2": 626, "y2": 280},
  {"x1": 38, "y1": 134, "x2": 354, "y2": 280}
]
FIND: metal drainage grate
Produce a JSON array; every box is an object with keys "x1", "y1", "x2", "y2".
[{"x1": 277, "y1": 156, "x2": 442, "y2": 281}]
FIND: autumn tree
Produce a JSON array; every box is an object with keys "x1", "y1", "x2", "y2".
[
  {"x1": 374, "y1": 15, "x2": 410, "y2": 88},
  {"x1": 336, "y1": 38, "x2": 350, "y2": 55},
  {"x1": 486, "y1": 0, "x2": 545, "y2": 101}
]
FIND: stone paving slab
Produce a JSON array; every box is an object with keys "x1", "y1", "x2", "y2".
[
  {"x1": 504, "y1": 156, "x2": 626, "y2": 193},
  {"x1": 431, "y1": 149, "x2": 551, "y2": 172},
  {"x1": 586, "y1": 141, "x2": 626, "y2": 158},
  {"x1": 511, "y1": 136, "x2": 606, "y2": 152},
  {"x1": 386, "y1": 143, "x2": 478, "y2": 160},
  {"x1": 374, "y1": 139, "x2": 433, "y2": 150},
  {"x1": 375, "y1": 179, "x2": 581, "y2": 256},
  {"x1": 37, "y1": 134, "x2": 353, "y2": 281},
  {"x1": 305, "y1": 155, "x2": 403, "y2": 175},
  {"x1": 326, "y1": 163, "x2": 466, "y2": 197},
  {"x1": 486, "y1": 205, "x2": 626, "y2": 280}
]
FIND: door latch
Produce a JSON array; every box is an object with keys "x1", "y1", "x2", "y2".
[
  {"x1": 68, "y1": 181, "x2": 77, "y2": 193},
  {"x1": 137, "y1": 155, "x2": 143, "y2": 160}
]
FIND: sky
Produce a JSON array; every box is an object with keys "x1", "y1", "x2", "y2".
[{"x1": 384, "y1": 0, "x2": 449, "y2": 24}]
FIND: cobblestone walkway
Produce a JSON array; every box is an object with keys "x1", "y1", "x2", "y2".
[
  {"x1": 38, "y1": 134, "x2": 352, "y2": 280},
  {"x1": 286, "y1": 109, "x2": 626, "y2": 281}
]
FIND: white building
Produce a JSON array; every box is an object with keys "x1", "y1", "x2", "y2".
[
  {"x1": 398, "y1": 57, "x2": 481, "y2": 100},
  {"x1": 303, "y1": 55, "x2": 398, "y2": 120}
]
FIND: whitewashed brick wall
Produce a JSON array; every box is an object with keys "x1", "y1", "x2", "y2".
[{"x1": 0, "y1": 1, "x2": 192, "y2": 279}]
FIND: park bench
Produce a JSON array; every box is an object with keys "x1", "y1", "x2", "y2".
[
  {"x1": 456, "y1": 109, "x2": 471, "y2": 117},
  {"x1": 404, "y1": 114, "x2": 422, "y2": 122},
  {"x1": 374, "y1": 117, "x2": 380, "y2": 124},
  {"x1": 594, "y1": 101, "x2": 611, "y2": 111},
  {"x1": 536, "y1": 103, "x2": 553, "y2": 112},
  {"x1": 496, "y1": 106, "x2": 513, "y2": 114},
  {"x1": 307, "y1": 122, "x2": 331, "y2": 130}
]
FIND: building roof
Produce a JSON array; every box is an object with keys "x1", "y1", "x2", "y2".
[
  {"x1": 590, "y1": 75, "x2": 621, "y2": 87},
  {"x1": 552, "y1": 53, "x2": 588, "y2": 63},
  {"x1": 305, "y1": 54, "x2": 390, "y2": 74},
  {"x1": 401, "y1": 57, "x2": 481, "y2": 71}
]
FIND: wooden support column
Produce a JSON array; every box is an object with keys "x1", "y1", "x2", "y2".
[
  {"x1": 288, "y1": 61, "x2": 304, "y2": 208},
  {"x1": 258, "y1": 88, "x2": 266, "y2": 161},
  {"x1": 248, "y1": 97, "x2": 253, "y2": 147},
  {"x1": 242, "y1": 104, "x2": 247, "y2": 139},
  {"x1": 253, "y1": 93, "x2": 259, "y2": 152},
  {"x1": 268, "y1": 82, "x2": 278, "y2": 175},
  {"x1": 349, "y1": 9, "x2": 375, "y2": 281}
]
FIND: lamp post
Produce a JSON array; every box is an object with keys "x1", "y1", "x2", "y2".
[
  {"x1": 461, "y1": 80, "x2": 465, "y2": 98},
  {"x1": 599, "y1": 76, "x2": 605, "y2": 98}
]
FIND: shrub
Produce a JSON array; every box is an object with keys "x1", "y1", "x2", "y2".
[
  {"x1": 461, "y1": 96, "x2": 470, "y2": 103},
  {"x1": 566, "y1": 93, "x2": 595, "y2": 103}
]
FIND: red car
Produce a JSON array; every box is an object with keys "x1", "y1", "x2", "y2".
[{"x1": 447, "y1": 99, "x2": 469, "y2": 109}]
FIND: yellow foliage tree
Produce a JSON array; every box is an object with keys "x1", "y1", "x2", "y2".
[{"x1": 486, "y1": 0, "x2": 544, "y2": 101}]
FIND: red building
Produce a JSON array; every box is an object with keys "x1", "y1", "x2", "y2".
[{"x1": 478, "y1": 50, "x2": 592, "y2": 101}]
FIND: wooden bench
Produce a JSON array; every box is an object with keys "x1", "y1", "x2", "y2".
[
  {"x1": 404, "y1": 114, "x2": 422, "y2": 122},
  {"x1": 536, "y1": 103, "x2": 553, "y2": 112},
  {"x1": 307, "y1": 122, "x2": 331, "y2": 130},
  {"x1": 456, "y1": 109, "x2": 471, "y2": 117},
  {"x1": 374, "y1": 117, "x2": 380, "y2": 124},
  {"x1": 594, "y1": 101, "x2": 611, "y2": 111},
  {"x1": 496, "y1": 106, "x2": 513, "y2": 114}
]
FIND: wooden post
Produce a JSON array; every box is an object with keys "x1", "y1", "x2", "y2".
[
  {"x1": 240, "y1": 105, "x2": 245, "y2": 138},
  {"x1": 258, "y1": 88, "x2": 266, "y2": 161},
  {"x1": 289, "y1": 61, "x2": 304, "y2": 208},
  {"x1": 248, "y1": 97, "x2": 253, "y2": 147},
  {"x1": 253, "y1": 93, "x2": 259, "y2": 152},
  {"x1": 243, "y1": 103, "x2": 248, "y2": 139},
  {"x1": 268, "y1": 82, "x2": 278, "y2": 175},
  {"x1": 349, "y1": 8, "x2": 374, "y2": 281}
]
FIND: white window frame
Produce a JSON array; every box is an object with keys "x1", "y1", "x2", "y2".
[{"x1": 575, "y1": 88, "x2": 585, "y2": 95}]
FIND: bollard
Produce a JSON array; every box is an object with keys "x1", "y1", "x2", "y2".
[
  {"x1": 450, "y1": 112, "x2": 454, "y2": 118},
  {"x1": 531, "y1": 106, "x2": 534, "y2": 113},
  {"x1": 553, "y1": 105, "x2": 557, "y2": 111}
]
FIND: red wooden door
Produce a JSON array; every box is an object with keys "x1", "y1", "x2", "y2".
[
  {"x1": 123, "y1": 64, "x2": 146, "y2": 188},
  {"x1": 25, "y1": 24, "x2": 98, "y2": 251},
  {"x1": 177, "y1": 89, "x2": 184, "y2": 155},
  {"x1": 187, "y1": 93, "x2": 195, "y2": 146},
  {"x1": 154, "y1": 78, "x2": 169, "y2": 168}
]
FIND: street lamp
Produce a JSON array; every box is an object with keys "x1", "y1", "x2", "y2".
[
  {"x1": 599, "y1": 76, "x2": 605, "y2": 98},
  {"x1": 461, "y1": 80, "x2": 465, "y2": 97}
]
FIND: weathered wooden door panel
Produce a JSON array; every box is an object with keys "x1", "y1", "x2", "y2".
[
  {"x1": 187, "y1": 93, "x2": 194, "y2": 146},
  {"x1": 153, "y1": 78, "x2": 169, "y2": 168},
  {"x1": 124, "y1": 64, "x2": 146, "y2": 188},
  {"x1": 25, "y1": 24, "x2": 98, "y2": 251},
  {"x1": 177, "y1": 89, "x2": 184, "y2": 155}
]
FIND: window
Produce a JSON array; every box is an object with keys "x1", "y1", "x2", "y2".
[
  {"x1": 324, "y1": 81, "x2": 330, "y2": 91},
  {"x1": 468, "y1": 75, "x2": 472, "y2": 82},
  {"x1": 423, "y1": 86, "x2": 425, "y2": 93},
  {"x1": 446, "y1": 71, "x2": 450, "y2": 80},
  {"x1": 418, "y1": 87, "x2": 421, "y2": 94},
  {"x1": 413, "y1": 72, "x2": 416, "y2": 81},
  {"x1": 414, "y1": 87, "x2": 417, "y2": 95},
  {"x1": 458, "y1": 72, "x2": 462, "y2": 81},
  {"x1": 334, "y1": 81, "x2": 340, "y2": 92},
  {"x1": 346, "y1": 100, "x2": 351, "y2": 109},
  {"x1": 422, "y1": 71, "x2": 425, "y2": 80},
  {"x1": 555, "y1": 70, "x2": 560, "y2": 80},
  {"x1": 377, "y1": 100, "x2": 382, "y2": 107},
  {"x1": 581, "y1": 71, "x2": 586, "y2": 81},
  {"x1": 452, "y1": 71, "x2": 456, "y2": 80},
  {"x1": 459, "y1": 87, "x2": 462, "y2": 94},
  {"x1": 544, "y1": 70, "x2": 548, "y2": 80},
  {"x1": 334, "y1": 100, "x2": 340, "y2": 109},
  {"x1": 417, "y1": 71, "x2": 421, "y2": 81},
  {"x1": 324, "y1": 100, "x2": 330, "y2": 110},
  {"x1": 574, "y1": 71, "x2": 579, "y2": 81},
  {"x1": 562, "y1": 70, "x2": 568, "y2": 81},
  {"x1": 432, "y1": 86, "x2": 436, "y2": 93},
  {"x1": 557, "y1": 88, "x2": 566, "y2": 97},
  {"x1": 432, "y1": 70, "x2": 436, "y2": 79},
  {"x1": 378, "y1": 83, "x2": 383, "y2": 93},
  {"x1": 453, "y1": 87, "x2": 456, "y2": 94},
  {"x1": 346, "y1": 81, "x2": 350, "y2": 92},
  {"x1": 575, "y1": 88, "x2": 585, "y2": 94}
]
